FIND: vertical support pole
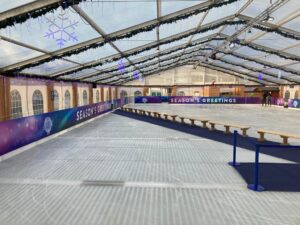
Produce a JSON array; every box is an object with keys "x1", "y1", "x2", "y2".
[
  {"x1": 72, "y1": 83, "x2": 78, "y2": 107},
  {"x1": 100, "y1": 86, "x2": 104, "y2": 103},
  {"x1": 248, "y1": 145, "x2": 265, "y2": 192},
  {"x1": 47, "y1": 81, "x2": 54, "y2": 112},
  {"x1": 88, "y1": 84, "x2": 93, "y2": 105},
  {"x1": 229, "y1": 130, "x2": 240, "y2": 166},
  {"x1": 0, "y1": 76, "x2": 11, "y2": 121},
  {"x1": 108, "y1": 87, "x2": 112, "y2": 102}
]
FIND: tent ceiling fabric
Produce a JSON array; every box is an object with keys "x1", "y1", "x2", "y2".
[{"x1": 1, "y1": 0, "x2": 300, "y2": 85}]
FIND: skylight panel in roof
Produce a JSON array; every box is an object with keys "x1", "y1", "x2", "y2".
[
  {"x1": 234, "y1": 46, "x2": 265, "y2": 58},
  {"x1": 161, "y1": 0, "x2": 200, "y2": 16},
  {"x1": 112, "y1": 30, "x2": 156, "y2": 51},
  {"x1": 0, "y1": 40, "x2": 43, "y2": 68},
  {"x1": 283, "y1": 63, "x2": 300, "y2": 71},
  {"x1": 65, "y1": 43, "x2": 118, "y2": 64},
  {"x1": 202, "y1": 0, "x2": 248, "y2": 25},
  {"x1": 0, "y1": 0, "x2": 35, "y2": 13},
  {"x1": 128, "y1": 48, "x2": 157, "y2": 61},
  {"x1": 253, "y1": 33, "x2": 299, "y2": 50},
  {"x1": 264, "y1": 0, "x2": 300, "y2": 25},
  {"x1": 62, "y1": 68, "x2": 98, "y2": 80},
  {"x1": 241, "y1": 0, "x2": 273, "y2": 18},
  {"x1": 159, "y1": 38, "x2": 189, "y2": 51},
  {"x1": 159, "y1": 13, "x2": 204, "y2": 39},
  {"x1": 79, "y1": 1, "x2": 156, "y2": 34},
  {"x1": 283, "y1": 16, "x2": 300, "y2": 33},
  {"x1": 21, "y1": 59, "x2": 77, "y2": 76},
  {"x1": 284, "y1": 46, "x2": 300, "y2": 57}
]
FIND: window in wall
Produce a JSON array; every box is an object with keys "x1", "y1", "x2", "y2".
[
  {"x1": 96, "y1": 90, "x2": 100, "y2": 103},
  {"x1": 32, "y1": 90, "x2": 44, "y2": 115},
  {"x1": 83, "y1": 90, "x2": 88, "y2": 105},
  {"x1": 295, "y1": 90, "x2": 299, "y2": 99},
  {"x1": 284, "y1": 90, "x2": 290, "y2": 101},
  {"x1": 53, "y1": 90, "x2": 59, "y2": 111},
  {"x1": 178, "y1": 91, "x2": 185, "y2": 96},
  {"x1": 112, "y1": 90, "x2": 116, "y2": 99},
  {"x1": 65, "y1": 90, "x2": 71, "y2": 109},
  {"x1": 10, "y1": 90, "x2": 23, "y2": 119},
  {"x1": 120, "y1": 90, "x2": 128, "y2": 98},
  {"x1": 135, "y1": 91, "x2": 142, "y2": 96}
]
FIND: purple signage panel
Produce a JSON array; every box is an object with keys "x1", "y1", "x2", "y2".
[
  {"x1": 276, "y1": 98, "x2": 300, "y2": 108},
  {"x1": 0, "y1": 99, "x2": 125, "y2": 157},
  {"x1": 135, "y1": 96, "x2": 162, "y2": 103},
  {"x1": 169, "y1": 96, "x2": 261, "y2": 104}
]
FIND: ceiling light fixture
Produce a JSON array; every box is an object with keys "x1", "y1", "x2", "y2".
[
  {"x1": 229, "y1": 42, "x2": 236, "y2": 49},
  {"x1": 263, "y1": 14, "x2": 275, "y2": 22}
]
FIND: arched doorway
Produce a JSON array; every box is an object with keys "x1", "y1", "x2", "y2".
[{"x1": 134, "y1": 91, "x2": 142, "y2": 97}]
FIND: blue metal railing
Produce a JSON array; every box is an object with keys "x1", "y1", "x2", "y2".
[{"x1": 229, "y1": 130, "x2": 300, "y2": 192}]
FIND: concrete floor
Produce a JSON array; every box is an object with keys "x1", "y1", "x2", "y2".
[{"x1": 0, "y1": 106, "x2": 300, "y2": 225}]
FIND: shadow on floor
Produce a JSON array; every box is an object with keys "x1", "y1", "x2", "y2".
[
  {"x1": 114, "y1": 110, "x2": 300, "y2": 192},
  {"x1": 235, "y1": 163, "x2": 300, "y2": 192},
  {"x1": 114, "y1": 110, "x2": 300, "y2": 164}
]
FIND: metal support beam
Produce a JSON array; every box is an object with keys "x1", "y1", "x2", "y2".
[
  {"x1": 48, "y1": 15, "x2": 234, "y2": 79},
  {"x1": 76, "y1": 35, "x2": 217, "y2": 81},
  {"x1": 219, "y1": 33, "x2": 300, "y2": 62},
  {"x1": 72, "y1": 5, "x2": 145, "y2": 80},
  {"x1": 156, "y1": 0, "x2": 161, "y2": 68},
  {"x1": 194, "y1": 0, "x2": 290, "y2": 68},
  {"x1": 0, "y1": 0, "x2": 60, "y2": 23},
  {"x1": 0, "y1": 1, "x2": 236, "y2": 72}
]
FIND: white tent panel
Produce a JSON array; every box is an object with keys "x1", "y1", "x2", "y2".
[
  {"x1": 21, "y1": 59, "x2": 77, "y2": 75},
  {"x1": 0, "y1": 0, "x2": 35, "y2": 13},
  {"x1": 65, "y1": 43, "x2": 118, "y2": 64},
  {"x1": 0, "y1": 41, "x2": 43, "y2": 67},
  {"x1": 113, "y1": 30, "x2": 156, "y2": 51},
  {"x1": 79, "y1": 1, "x2": 156, "y2": 34}
]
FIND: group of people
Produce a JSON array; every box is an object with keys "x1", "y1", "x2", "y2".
[{"x1": 262, "y1": 92, "x2": 272, "y2": 107}]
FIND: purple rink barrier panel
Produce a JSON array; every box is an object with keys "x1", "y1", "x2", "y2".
[
  {"x1": 276, "y1": 98, "x2": 300, "y2": 108},
  {"x1": 135, "y1": 96, "x2": 162, "y2": 104},
  {"x1": 0, "y1": 99, "x2": 125, "y2": 157},
  {"x1": 169, "y1": 96, "x2": 262, "y2": 104}
]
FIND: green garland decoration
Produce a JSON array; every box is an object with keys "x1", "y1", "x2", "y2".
[{"x1": 0, "y1": 0, "x2": 87, "y2": 29}]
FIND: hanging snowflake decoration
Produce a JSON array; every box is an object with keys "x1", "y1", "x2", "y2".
[
  {"x1": 133, "y1": 71, "x2": 140, "y2": 80},
  {"x1": 139, "y1": 74, "x2": 145, "y2": 82},
  {"x1": 118, "y1": 60, "x2": 126, "y2": 74},
  {"x1": 278, "y1": 71, "x2": 282, "y2": 80},
  {"x1": 44, "y1": 10, "x2": 79, "y2": 48}
]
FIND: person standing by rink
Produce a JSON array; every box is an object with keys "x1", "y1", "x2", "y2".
[
  {"x1": 262, "y1": 92, "x2": 267, "y2": 106},
  {"x1": 267, "y1": 92, "x2": 272, "y2": 106}
]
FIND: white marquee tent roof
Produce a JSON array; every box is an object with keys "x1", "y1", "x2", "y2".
[{"x1": 0, "y1": 0, "x2": 300, "y2": 86}]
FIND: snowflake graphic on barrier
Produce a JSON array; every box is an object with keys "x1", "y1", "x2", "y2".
[{"x1": 44, "y1": 10, "x2": 79, "y2": 48}]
